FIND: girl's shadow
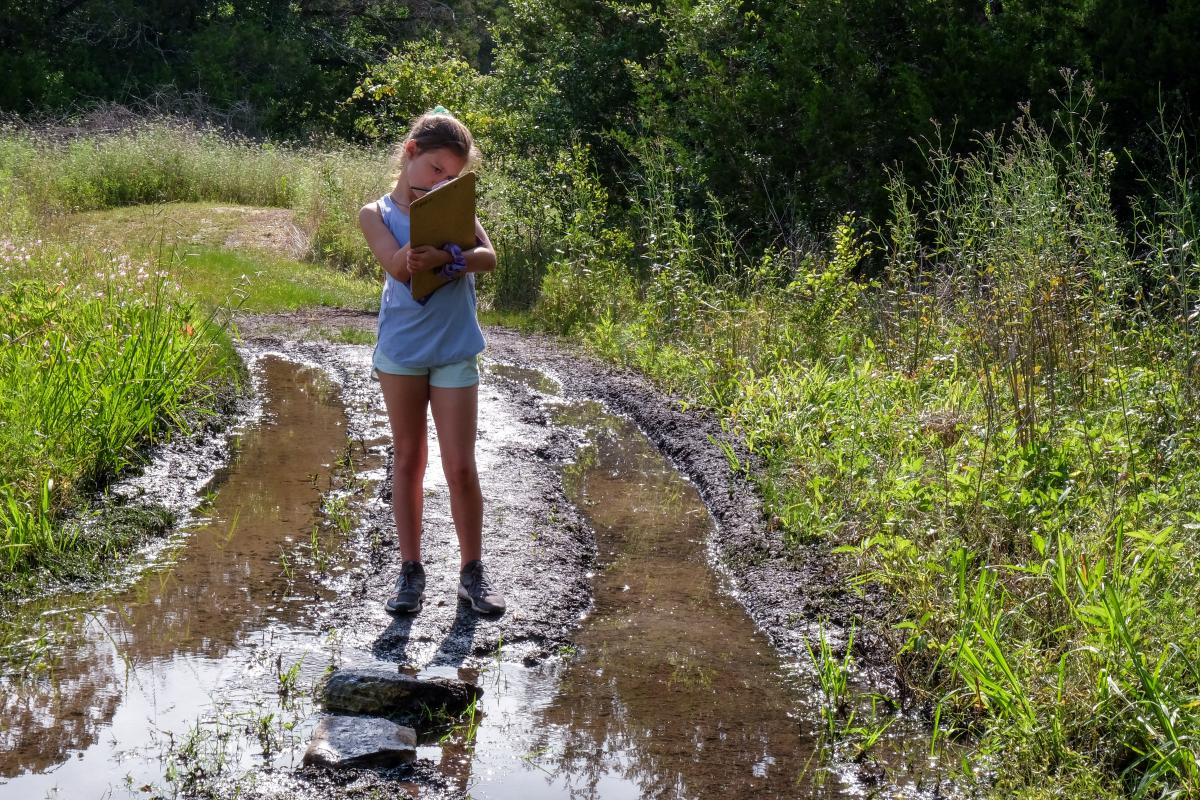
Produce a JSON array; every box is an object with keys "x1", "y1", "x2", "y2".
[{"x1": 372, "y1": 600, "x2": 482, "y2": 667}]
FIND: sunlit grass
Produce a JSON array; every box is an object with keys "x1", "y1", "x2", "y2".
[
  {"x1": 1, "y1": 123, "x2": 388, "y2": 277},
  {"x1": 57, "y1": 202, "x2": 309, "y2": 259},
  {"x1": 48, "y1": 202, "x2": 379, "y2": 314},
  {"x1": 313, "y1": 326, "x2": 376, "y2": 345},
  {"x1": 0, "y1": 239, "x2": 241, "y2": 577},
  {"x1": 0, "y1": 124, "x2": 387, "y2": 585},
  {"x1": 173, "y1": 247, "x2": 377, "y2": 313},
  {"x1": 515, "y1": 97, "x2": 1200, "y2": 796}
]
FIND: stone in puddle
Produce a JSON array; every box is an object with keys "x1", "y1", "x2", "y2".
[
  {"x1": 303, "y1": 715, "x2": 416, "y2": 769},
  {"x1": 322, "y1": 666, "x2": 482, "y2": 719}
]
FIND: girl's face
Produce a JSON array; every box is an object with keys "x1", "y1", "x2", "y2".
[{"x1": 404, "y1": 143, "x2": 467, "y2": 198}]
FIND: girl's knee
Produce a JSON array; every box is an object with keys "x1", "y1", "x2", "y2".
[
  {"x1": 393, "y1": 448, "x2": 427, "y2": 479},
  {"x1": 442, "y1": 462, "x2": 478, "y2": 492}
]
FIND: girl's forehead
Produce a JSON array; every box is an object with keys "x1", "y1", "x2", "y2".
[{"x1": 419, "y1": 148, "x2": 466, "y2": 172}]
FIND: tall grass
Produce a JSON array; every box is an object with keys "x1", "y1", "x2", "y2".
[
  {"x1": 0, "y1": 239, "x2": 240, "y2": 577},
  {"x1": 514, "y1": 86, "x2": 1200, "y2": 796},
  {"x1": 0, "y1": 119, "x2": 389, "y2": 277}
]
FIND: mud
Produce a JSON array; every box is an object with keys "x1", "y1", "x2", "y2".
[
  {"x1": 482, "y1": 328, "x2": 897, "y2": 681},
  {"x1": 0, "y1": 317, "x2": 946, "y2": 800}
]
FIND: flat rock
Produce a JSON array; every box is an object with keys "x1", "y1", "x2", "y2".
[
  {"x1": 302, "y1": 715, "x2": 416, "y2": 769},
  {"x1": 322, "y1": 666, "x2": 482, "y2": 720}
]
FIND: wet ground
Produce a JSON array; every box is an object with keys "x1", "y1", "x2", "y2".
[{"x1": 0, "y1": 320, "x2": 953, "y2": 799}]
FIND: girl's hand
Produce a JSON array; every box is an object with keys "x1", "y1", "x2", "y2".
[{"x1": 407, "y1": 245, "x2": 450, "y2": 272}]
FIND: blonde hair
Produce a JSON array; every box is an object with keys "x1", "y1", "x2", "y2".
[{"x1": 389, "y1": 110, "x2": 480, "y2": 180}]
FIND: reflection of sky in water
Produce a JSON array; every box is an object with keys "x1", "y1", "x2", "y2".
[{"x1": 0, "y1": 357, "x2": 358, "y2": 796}]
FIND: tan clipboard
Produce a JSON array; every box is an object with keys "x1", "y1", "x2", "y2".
[{"x1": 408, "y1": 171, "x2": 477, "y2": 301}]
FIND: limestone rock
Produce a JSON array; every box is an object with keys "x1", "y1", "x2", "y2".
[
  {"x1": 302, "y1": 715, "x2": 416, "y2": 769},
  {"x1": 322, "y1": 666, "x2": 482, "y2": 720}
]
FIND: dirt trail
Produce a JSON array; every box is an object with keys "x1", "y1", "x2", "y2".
[
  {"x1": 483, "y1": 327, "x2": 895, "y2": 678},
  {"x1": 239, "y1": 314, "x2": 889, "y2": 677},
  {"x1": 2, "y1": 309, "x2": 936, "y2": 799},
  {"x1": 231, "y1": 320, "x2": 917, "y2": 799},
  {"x1": 56, "y1": 202, "x2": 309, "y2": 259}
]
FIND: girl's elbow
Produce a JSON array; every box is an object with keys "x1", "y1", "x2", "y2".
[{"x1": 472, "y1": 249, "x2": 497, "y2": 273}]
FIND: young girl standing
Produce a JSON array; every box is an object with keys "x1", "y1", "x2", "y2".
[{"x1": 358, "y1": 109, "x2": 505, "y2": 615}]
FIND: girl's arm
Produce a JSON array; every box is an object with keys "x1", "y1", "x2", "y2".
[
  {"x1": 406, "y1": 217, "x2": 498, "y2": 274},
  {"x1": 463, "y1": 217, "x2": 497, "y2": 274},
  {"x1": 358, "y1": 202, "x2": 411, "y2": 282},
  {"x1": 405, "y1": 217, "x2": 494, "y2": 277}
]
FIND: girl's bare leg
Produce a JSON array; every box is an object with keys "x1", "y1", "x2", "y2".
[
  {"x1": 379, "y1": 373, "x2": 430, "y2": 562},
  {"x1": 429, "y1": 384, "x2": 482, "y2": 567}
]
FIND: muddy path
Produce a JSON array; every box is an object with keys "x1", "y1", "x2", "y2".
[
  {"x1": 482, "y1": 328, "x2": 896, "y2": 676},
  {"x1": 1, "y1": 315, "x2": 949, "y2": 800}
]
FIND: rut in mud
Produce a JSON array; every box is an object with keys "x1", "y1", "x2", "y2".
[{"x1": 0, "y1": 323, "x2": 951, "y2": 799}]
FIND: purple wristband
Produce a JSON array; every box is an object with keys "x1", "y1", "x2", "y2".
[{"x1": 439, "y1": 243, "x2": 466, "y2": 279}]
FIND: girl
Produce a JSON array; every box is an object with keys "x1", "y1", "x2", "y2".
[{"x1": 358, "y1": 109, "x2": 505, "y2": 615}]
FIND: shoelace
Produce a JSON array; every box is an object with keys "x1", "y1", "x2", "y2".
[
  {"x1": 465, "y1": 565, "x2": 492, "y2": 595},
  {"x1": 397, "y1": 565, "x2": 421, "y2": 592}
]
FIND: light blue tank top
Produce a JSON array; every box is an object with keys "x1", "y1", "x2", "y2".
[{"x1": 374, "y1": 193, "x2": 486, "y2": 368}]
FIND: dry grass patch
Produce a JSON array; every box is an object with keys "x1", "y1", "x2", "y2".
[{"x1": 53, "y1": 202, "x2": 309, "y2": 260}]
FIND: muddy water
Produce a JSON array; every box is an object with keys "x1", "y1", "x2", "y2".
[
  {"x1": 0, "y1": 356, "x2": 369, "y2": 797},
  {"x1": 431, "y1": 365, "x2": 935, "y2": 799}
]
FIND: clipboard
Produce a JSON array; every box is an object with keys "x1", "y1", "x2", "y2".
[{"x1": 408, "y1": 171, "x2": 477, "y2": 301}]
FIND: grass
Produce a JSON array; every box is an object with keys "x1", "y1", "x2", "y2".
[
  {"x1": 8, "y1": 104, "x2": 1197, "y2": 796},
  {"x1": 494, "y1": 86, "x2": 1200, "y2": 797},
  {"x1": 57, "y1": 202, "x2": 308, "y2": 258},
  {"x1": 1, "y1": 120, "x2": 388, "y2": 277},
  {"x1": 0, "y1": 121, "x2": 381, "y2": 588},
  {"x1": 174, "y1": 247, "x2": 377, "y2": 313},
  {"x1": 50, "y1": 202, "x2": 379, "y2": 313},
  {"x1": 312, "y1": 326, "x2": 377, "y2": 345},
  {"x1": 0, "y1": 238, "x2": 242, "y2": 580}
]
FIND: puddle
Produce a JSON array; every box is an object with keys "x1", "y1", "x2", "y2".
[
  {"x1": 423, "y1": 375, "x2": 940, "y2": 798},
  {"x1": 484, "y1": 363, "x2": 562, "y2": 396},
  {"x1": 0, "y1": 356, "x2": 374, "y2": 796}
]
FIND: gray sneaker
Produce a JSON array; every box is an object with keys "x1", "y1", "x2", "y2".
[
  {"x1": 458, "y1": 560, "x2": 506, "y2": 614},
  {"x1": 386, "y1": 561, "x2": 425, "y2": 613}
]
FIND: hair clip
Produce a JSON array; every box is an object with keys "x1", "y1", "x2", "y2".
[{"x1": 431, "y1": 105, "x2": 450, "y2": 115}]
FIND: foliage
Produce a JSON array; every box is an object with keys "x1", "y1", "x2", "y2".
[
  {"x1": 0, "y1": 0, "x2": 492, "y2": 137},
  {"x1": 521, "y1": 92, "x2": 1200, "y2": 796},
  {"x1": 345, "y1": 40, "x2": 487, "y2": 141},
  {"x1": 0, "y1": 239, "x2": 240, "y2": 576},
  {"x1": 534, "y1": 143, "x2": 636, "y2": 333}
]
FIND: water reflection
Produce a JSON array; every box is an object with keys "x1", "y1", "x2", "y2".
[
  {"x1": 532, "y1": 400, "x2": 830, "y2": 798},
  {"x1": 0, "y1": 357, "x2": 351, "y2": 787},
  {"x1": 441, "y1": 396, "x2": 844, "y2": 799}
]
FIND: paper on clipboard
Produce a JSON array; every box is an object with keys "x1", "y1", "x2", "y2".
[{"x1": 408, "y1": 171, "x2": 477, "y2": 301}]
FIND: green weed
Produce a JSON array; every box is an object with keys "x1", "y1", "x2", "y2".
[
  {"x1": 0, "y1": 243, "x2": 239, "y2": 577},
  {"x1": 518, "y1": 87, "x2": 1200, "y2": 795}
]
